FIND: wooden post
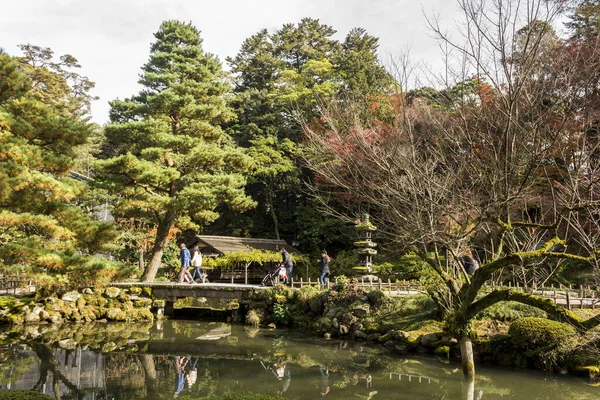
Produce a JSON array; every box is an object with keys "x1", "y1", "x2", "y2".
[
  {"x1": 300, "y1": 277, "x2": 303, "y2": 288},
  {"x1": 553, "y1": 290, "x2": 557, "y2": 304},
  {"x1": 378, "y1": 280, "x2": 382, "y2": 291},
  {"x1": 580, "y1": 285, "x2": 584, "y2": 299},
  {"x1": 388, "y1": 279, "x2": 391, "y2": 295},
  {"x1": 244, "y1": 263, "x2": 249, "y2": 285},
  {"x1": 566, "y1": 292, "x2": 571, "y2": 310}
]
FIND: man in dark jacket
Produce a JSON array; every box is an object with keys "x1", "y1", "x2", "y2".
[{"x1": 280, "y1": 248, "x2": 294, "y2": 286}]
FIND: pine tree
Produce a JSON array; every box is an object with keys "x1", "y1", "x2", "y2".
[
  {"x1": 0, "y1": 50, "x2": 121, "y2": 289},
  {"x1": 97, "y1": 21, "x2": 255, "y2": 281}
]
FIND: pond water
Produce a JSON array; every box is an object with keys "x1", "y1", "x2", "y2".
[{"x1": 0, "y1": 320, "x2": 598, "y2": 399}]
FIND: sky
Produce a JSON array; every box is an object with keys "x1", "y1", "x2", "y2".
[{"x1": 1, "y1": 0, "x2": 464, "y2": 124}]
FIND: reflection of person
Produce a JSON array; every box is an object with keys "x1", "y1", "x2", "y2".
[
  {"x1": 280, "y1": 248, "x2": 293, "y2": 286},
  {"x1": 173, "y1": 356, "x2": 188, "y2": 397},
  {"x1": 178, "y1": 243, "x2": 193, "y2": 283},
  {"x1": 276, "y1": 362, "x2": 291, "y2": 394},
  {"x1": 319, "y1": 250, "x2": 331, "y2": 289},
  {"x1": 319, "y1": 366, "x2": 330, "y2": 397},
  {"x1": 186, "y1": 357, "x2": 198, "y2": 388},
  {"x1": 190, "y1": 246, "x2": 203, "y2": 283}
]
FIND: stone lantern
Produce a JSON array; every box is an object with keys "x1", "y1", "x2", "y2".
[{"x1": 354, "y1": 213, "x2": 377, "y2": 273}]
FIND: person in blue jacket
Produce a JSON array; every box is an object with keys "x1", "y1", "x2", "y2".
[{"x1": 178, "y1": 243, "x2": 192, "y2": 283}]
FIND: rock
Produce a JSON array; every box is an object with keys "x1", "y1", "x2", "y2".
[
  {"x1": 59, "y1": 339, "x2": 77, "y2": 350},
  {"x1": 152, "y1": 299, "x2": 166, "y2": 308},
  {"x1": 40, "y1": 310, "x2": 50, "y2": 320},
  {"x1": 25, "y1": 306, "x2": 43, "y2": 323},
  {"x1": 420, "y1": 333, "x2": 440, "y2": 348},
  {"x1": 325, "y1": 308, "x2": 337, "y2": 318},
  {"x1": 106, "y1": 308, "x2": 126, "y2": 321},
  {"x1": 339, "y1": 324, "x2": 349, "y2": 335},
  {"x1": 367, "y1": 333, "x2": 382, "y2": 342},
  {"x1": 134, "y1": 298, "x2": 153, "y2": 308},
  {"x1": 353, "y1": 304, "x2": 370, "y2": 317},
  {"x1": 379, "y1": 330, "x2": 409, "y2": 343},
  {"x1": 353, "y1": 330, "x2": 368, "y2": 340},
  {"x1": 61, "y1": 291, "x2": 82, "y2": 302},
  {"x1": 267, "y1": 323, "x2": 277, "y2": 330},
  {"x1": 49, "y1": 314, "x2": 63, "y2": 324},
  {"x1": 351, "y1": 322, "x2": 364, "y2": 331},
  {"x1": 324, "y1": 333, "x2": 332, "y2": 340},
  {"x1": 384, "y1": 340, "x2": 396, "y2": 348},
  {"x1": 394, "y1": 344, "x2": 409, "y2": 354},
  {"x1": 332, "y1": 318, "x2": 340, "y2": 330},
  {"x1": 128, "y1": 287, "x2": 142, "y2": 295},
  {"x1": 341, "y1": 312, "x2": 353, "y2": 325},
  {"x1": 104, "y1": 287, "x2": 121, "y2": 299},
  {"x1": 82, "y1": 288, "x2": 93, "y2": 295},
  {"x1": 441, "y1": 336, "x2": 458, "y2": 346}
]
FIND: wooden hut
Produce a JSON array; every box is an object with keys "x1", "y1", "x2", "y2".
[{"x1": 188, "y1": 235, "x2": 301, "y2": 284}]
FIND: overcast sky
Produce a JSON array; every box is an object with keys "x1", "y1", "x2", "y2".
[{"x1": 1, "y1": 0, "x2": 463, "y2": 124}]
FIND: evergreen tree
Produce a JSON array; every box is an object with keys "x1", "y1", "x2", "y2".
[
  {"x1": 97, "y1": 21, "x2": 255, "y2": 281},
  {"x1": 0, "y1": 50, "x2": 121, "y2": 289},
  {"x1": 217, "y1": 19, "x2": 391, "y2": 253}
]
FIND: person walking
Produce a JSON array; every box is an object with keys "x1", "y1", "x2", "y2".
[
  {"x1": 190, "y1": 246, "x2": 203, "y2": 283},
  {"x1": 178, "y1": 243, "x2": 193, "y2": 283},
  {"x1": 280, "y1": 247, "x2": 294, "y2": 286},
  {"x1": 319, "y1": 250, "x2": 331, "y2": 289}
]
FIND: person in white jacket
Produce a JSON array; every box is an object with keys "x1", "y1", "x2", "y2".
[{"x1": 190, "y1": 246, "x2": 204, "y2": 283}]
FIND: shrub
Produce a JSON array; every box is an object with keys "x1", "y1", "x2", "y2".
[
  {"x1": 334, "y1": 275, "x2": 349, "y2": 291},
  {"x1": 508, "y1": 317, "x2": 578, "y2": 370},
  {"x1": 477, "y1": 301, "x2": 546, "y2": 322},
  {"x1": 246, "y1": 310, "x2": 261, "y2": 327},
  {"x1": 272, "y1": 303, "x2": 291, "y2": 325},
  {"x1": 0, "y1": 391, "x2": 53, "y2": 400}
]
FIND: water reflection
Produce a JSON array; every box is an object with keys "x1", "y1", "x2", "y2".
[{"x1": 0, "y1": 320, "x2": 598, "y2": 399}]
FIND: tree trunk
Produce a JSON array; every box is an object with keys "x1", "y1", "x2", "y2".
[
  {"x1": 460, "y1": 336, "x2": 475, "y2": 377},
  {"x1": 138, "y1": 249, "x2": 145, "y2": 271},
  {"x1": 266, "y1": 186, "x2": 280, "y2": 240},
  {"x1": 141, "y1": 209, "x2": 177, "y2": 282}
]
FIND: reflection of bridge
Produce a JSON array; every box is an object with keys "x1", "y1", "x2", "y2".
[{"x1": 389, "y1": 372, "x2": 434, "y2": 384}]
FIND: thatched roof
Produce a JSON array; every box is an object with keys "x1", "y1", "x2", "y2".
[{"x1": 190, "y1": 235, "x2": 300, "y2": 256}]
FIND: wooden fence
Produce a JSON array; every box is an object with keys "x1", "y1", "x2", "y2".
[{"x1": 0, "y1": 275, "x2": 34, "y2": 295}]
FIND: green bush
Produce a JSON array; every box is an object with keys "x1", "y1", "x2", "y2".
[
  {"x1": 477, "y1": 301, "x2": 547, "y2": 322},
  {"x1": 272, "y1": 303, "x2": 291, "y2": 325},
  {"x1": 335, "y1": 275, "x2": 349, "y2": 291},
  {"x1": 508, "y1": 317, "x2": 578, "y2": 370},
  {"x1": 0, "y1": 391, "x2": 53, "y2": 400}
]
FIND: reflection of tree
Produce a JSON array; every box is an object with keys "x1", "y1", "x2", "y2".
[
  {"x1": 29, "y1": 342, "x2": 104, "y2": 400},
  {"x1": 0, "y1": 346, "x2": 35, "y2": 386}
]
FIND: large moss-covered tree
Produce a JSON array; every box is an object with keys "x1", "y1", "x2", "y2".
[
  {"x1": 97, "y1": 21, "x2": 255, "y2": 282},
  {"x1": 303, "y1": 0, "x2": 600, "y2": 377},
  {"x1": 0, "y1": 48, "x2": 121, "y2": 289}
]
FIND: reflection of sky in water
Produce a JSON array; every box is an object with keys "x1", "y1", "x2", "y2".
[{"x1": 0, "y1": 320, "x2": 597, "y2": 399}]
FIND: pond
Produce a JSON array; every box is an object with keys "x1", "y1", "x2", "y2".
[{"x1": 0, "y1": 320, "x2": 598, "y2": 399}]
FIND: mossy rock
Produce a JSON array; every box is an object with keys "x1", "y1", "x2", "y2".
[
  {"x1": 0, "y1": 390, "x2": 53, "y2": 400},
  {"x1": 106, "y1": 308, "x2": 127, "y2": 321},
  {"x1": 152, "y1": 299, "x2": 166, "y2": 308},
  {"x1": 128, "y1": 287, "x2": 143, "y2": 295},
  {"x1": 434, "y1": 346, "x2": 450, "y2": 357},
  {"x1": 134, "y1": 298, "x2": 153, "y2": 308},
  {"x1": 104, "y1": 287, "x2": 121, "y2": 299}
]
